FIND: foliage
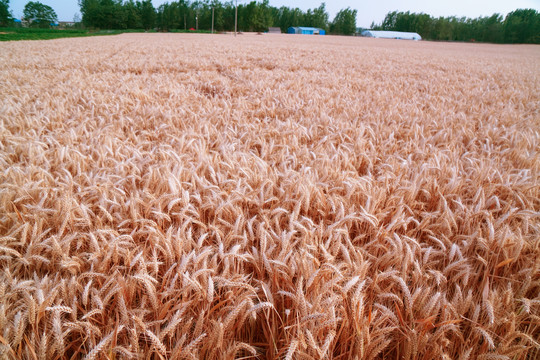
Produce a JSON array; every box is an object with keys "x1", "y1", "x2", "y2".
[
  {"x1": 139, "y1": 0, "x2": 155, "y2": 30},
  {"x1": 156, "y1": 0, "x2": 190, "y2": 31},
  {"x1": 23, "y1": 1, "x2": 57, "y2": 28},
  {"x1": 123, "y1": 0, "x2": 141, "y2": 29},
  {"x1": 0, "y1": 26, "x2": 121, "y2": 41},
  {"x1": 74, "y1": 0, "x2": 539, "y2": 42},
  {"x1": 238, "y1": 0, "x2": 272, "y2": 33},
  {"x1": 330, "y1": 7, "x2": 357, "y2": 35},
  {"x1": 78, "y1": 0, "x2": 123, "y2": 29},
  {"x1": 0, "y1": 0, "x2": 12, "y2": 27},
  {"x1": 303, "y1": 2, "x2": 329, "y2": 30},
  {"x1": 81, "y1": 0, "x2": 333, "y2": 33},
  {"x1": 271, "y1": 2, "x2": 329, "y2": 32},
  {"x1": 274, "y1": 6, "x2": 304, "y2": 32},
  {"x1": 504, "y1": 9, "x2": 540, "y2": 43},
  {"x1": 375, "y1": 9, "x2": 539, "y2": 44}
]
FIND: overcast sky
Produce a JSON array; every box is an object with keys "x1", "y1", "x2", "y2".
[{"x1": 9, "y1": 0, "x2": 540, "y2": 27}]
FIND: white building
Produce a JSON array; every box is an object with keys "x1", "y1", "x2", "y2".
[{"x1": 361, "y1": 30, "x2": 422, "y2": 41}]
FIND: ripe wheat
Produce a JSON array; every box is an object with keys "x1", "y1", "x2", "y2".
[{"x1": 0, "y1": 33, "x2": 538, "y2": 359}]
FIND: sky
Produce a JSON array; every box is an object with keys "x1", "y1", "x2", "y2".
[{"x1": 9, "y1": 0, "x2": 540, "y2": 27}]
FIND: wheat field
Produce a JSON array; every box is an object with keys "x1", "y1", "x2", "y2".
[{"x1": 0, "y1": 33, "x2": 539, "y2": 359}]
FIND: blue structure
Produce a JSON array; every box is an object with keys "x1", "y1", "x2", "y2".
[{"x1": 287, "y1": 27, "x2": 326, "y2": 35}]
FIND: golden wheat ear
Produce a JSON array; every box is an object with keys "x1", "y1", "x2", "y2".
[{"x1": 1, "y1": 33, "x2": 538, "y2": 360}]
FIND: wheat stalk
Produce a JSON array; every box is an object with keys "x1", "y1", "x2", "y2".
[{"x1": 0, "y1": 33, "x2": 537, "y2": 360}]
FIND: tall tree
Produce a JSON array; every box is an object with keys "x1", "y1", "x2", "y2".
[
  {"x1": 481, "y1": 14, "x2": 504, "y2": 43},
  {"x1": 210, "y1": 0, "x2": 226, "y2": 31},
  {"x1": 331, "y1": 7, "x2": 356, "y2": 35},
  {"x1": 381, "y1": 11, "x2": 397, "y2": 30},
  {"x1": 0, "y1": 0, "x2": 12, "y2": 27},
  {"x1": 79, "y1": 0, "x2": 123, "y2": 29},
  {"x1": 139, "y1": 0, "x2": 155, "y2": 30},
  {"x1": 23, "y1": 1, "x2": 57, "y2": 27},
  {"x1": 276, "y1": 6, "x2": 303, "y2": 32},
  {"x1": 78, "y1": 0, "x2": 99, "y2": 28},
  {"x1": 156, "y1": 0, "x2": 190, "y2": 31},
  {"x1": 374, "y1": 9, "x2": 538, "y2": 43},
  {"x1": 123, "y1": 0, "x2": 141, "y2": 29},
  {"x1": 504, "y1": 9, "x2": 539, "y2": 43},
  {"x1": 311, "y1": 2, "x2": 329, "y2": 30},
  {"x1": 251, "y1": 0, "x2": 271, "y2": 32}
]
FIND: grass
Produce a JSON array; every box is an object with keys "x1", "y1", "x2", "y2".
[
  {"x1": 0, "y1": 27, "x2": 213, "y2": 42},
  {"x1": 0, "y1": 33, "x2": 539, "y2": 359},
  {"x1": 0, "y1": 27, "x2": 237, "y2": 42},
  {"x1": 0, "y1": 27, "x2": 135, "y2": 41}
]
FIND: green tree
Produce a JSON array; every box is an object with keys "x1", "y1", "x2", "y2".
[
  {"x1": 210, "y1": 1, "x2": 226, "y2": 31},
  {"x1": 331, "y1": 7, "x2": 357, "y2": 35},
  {"x1": 156, "y1": 0, "x2": 191, "y2": 31},
  {"x1": 504, "y1": 9, "x2": 540, "y2": 43},
  {"x1": 79, "y1": 0, "x2": 99, "y2": 28},
  {"x1": 23, "y1": 1, "x2": 57, "y2": 27},
  {"x1": 481, "y1": 14, "x2": 504, "y2": 43},
  {"x1": 373, "y1": 9, "x2": 538, "y2": 43},
  {"x1": 79, "y1": 0, "x2": 123, "y2": 29},
  {"x1": 311, "y1": 2, "x2": 329, "y2": 30},
  {"x1": 381, "y1": 11, "x2": 397, "y2": 30},
  {"x1": 414, "y1": 13, "x2": 432, "y2": 37},
  {"x1": 237, "y1": 1, "x2": 270, "y2": 32},
  {"x1": 123, "y1": 0, "x2": 141, "y2": 29},
  {"x1": 0, "y1": 0, "x2": 12, "y2": 27},
  {"x1": 139, "y1": 0, "x2": 155, "y2": 30},
  {"x1": 156, "y1": 2, "x2": 175, "y2": 30},
  {"x1": 252, "y1": 0, "x2": 271, "y2": 32},
  {"x1": 276, "y1": 6, "x2": 304, "y2": 32}
]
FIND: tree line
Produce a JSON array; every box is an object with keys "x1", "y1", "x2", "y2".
[
  {"x1": 0, "y1": 0, "x2": 59, "y2": 27},
  {"x1": 1, "y1": 0, "x2": 538, "y2": 43},
  {"x1": 371, "y1": 9, "x2": 539, "y2": 44},
  {"x1": 77, "y1": 0, "x2": 155, "y2": 30},
  {"x1": 77, "y1": 0, "x2": 358, "y2": 35}
]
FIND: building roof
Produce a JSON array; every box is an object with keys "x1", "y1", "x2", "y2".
[
  {"x1": 362, "y1": 30, "x2": 422, "y2": 40},
  {"x1": 287, "y1": 26, "x2": 326, "y2": 35},
  {"x1": 295, "y1": 27, "x2": 322, "y2": 31}
]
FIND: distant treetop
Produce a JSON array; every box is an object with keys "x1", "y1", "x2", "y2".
[
  {"x1": 372, "y1": 8, "x2": 539, "y2": 44},
  {"x1": 23, "y1": 1, "x2": 58, "y2": 27}
]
